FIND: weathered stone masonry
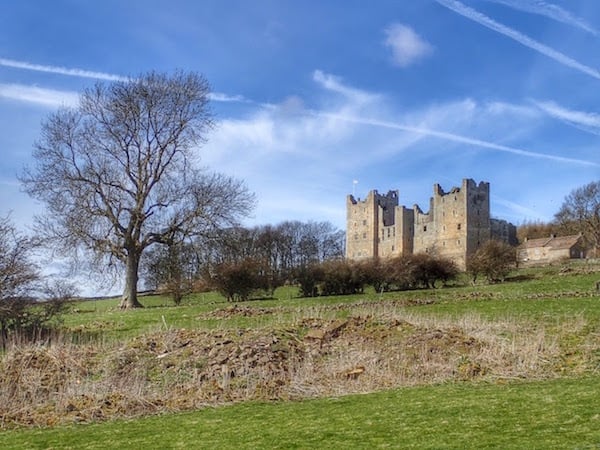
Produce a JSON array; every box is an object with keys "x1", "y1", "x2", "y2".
[{"x1": 346, "y1": 179, "x2": 516, "y2": 269}]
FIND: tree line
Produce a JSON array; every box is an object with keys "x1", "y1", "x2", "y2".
[
  {"x1": 143, "y1": 220, "x2": 345, "y2": 303},
  {"x1": 144, "y1": 236, "x2": 517, "y2": 303}
]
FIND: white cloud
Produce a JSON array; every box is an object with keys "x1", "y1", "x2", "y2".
[
  {"x1": 208, "y1": 92, "x2": 249, "y2": 103},
  {"x1": 0, "y1": 83, "x2": 79, "y2": 107},
  {"x1": 493, "y1": 195, "x2": 549, "y2": 220},
  {"x1": 485, "y1": 0, "x2": 598, "y2": 36},
  {"x1": 0, "y1": 57, "x2": 128, "y2": 81},
  {"x1": 436, "y1": 0, "x2": 600, "y2": 81},
  {"x1": 383, "y1": 24, "x2": 433, "y2": 67},
  {"x1": 312, "y1": 70, "x2": 379, "y2": 104},
  {"x1": 484, "y1": 101, "x2": 538, "y2": 118},
  {"x1": 200, "y1": 71, "x2": 598, "y2": 229},
  {"x1": 313, "y1": 111, "x2": 598, "y2": 167},
  {"x1": 534, "y1": 100, "x2": 600, "y2": 135}
]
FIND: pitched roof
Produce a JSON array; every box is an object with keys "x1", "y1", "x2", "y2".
[{"x1": 519, "y1": 234, "x2": 582, "y2": 250}]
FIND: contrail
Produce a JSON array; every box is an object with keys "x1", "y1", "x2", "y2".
[
  {"x1": 436, "y1": 0, "x2": 600, "y2": 81},
  {"x1": 314, "y1": 111, "x2": 600, "y2": 168},
  {"x1": 0, "y1": 57, "x2": 129, "y2": 81},
  {"x1": 0, "y1": 58, "x2": 250, "y2": 106},
  {"x1": 484, "y1": 0, "x2": 598, "y2": 36},
  {"x1": 534, "y1": 100, "x2": 600, "y2": 136}
]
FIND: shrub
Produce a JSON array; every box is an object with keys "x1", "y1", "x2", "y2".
[
  {"x1": 385, "y1": 254, "x2": 459, "y2": 290},
  {"x1": 467, "y1": 240, "x2": 516, "y2": 283},
  {"x1": 211, "y1": 259, "x2": 263, "y2": 302},
  {"x1": 358, "y1": 258, "x2": 392, "y2": 293},
  {"x1": 294, "y1": 264, "x2": 324, "y2": 298},
  {"x1": 319, "y1": 260, "x2": 365, "y2": 296}
]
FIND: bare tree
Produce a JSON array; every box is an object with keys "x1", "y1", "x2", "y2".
[
  {"x1": 0, "y1": 216, "x2": 39, "y2": 300},
  {"x1": 466, "y1": 240, "x2": 516, "y2": 284},
  {"x1": 554, "y1": 180, "x2": 600, "y2": 256},
  {"x1": 0, "y1": 215, "x2": 39, "y2": 346},
  {"x1": 21, "y1": 71, "x2": 254, "y2": 308},
  {"x1": 143, "y1": 239, "x2": 197, "y2": 305}
]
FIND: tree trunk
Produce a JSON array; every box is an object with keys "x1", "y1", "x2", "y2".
[{"x1": 119, "y1": 249, "x2": 144, "y2": 309}]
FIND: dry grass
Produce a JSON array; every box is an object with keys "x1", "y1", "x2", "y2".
[{"x1": 1, "y1": 299, "x2": 595, "y2": 429}]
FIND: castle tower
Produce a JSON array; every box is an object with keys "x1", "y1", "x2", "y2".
[
  {"x1": 346, "y1": 190, "x2": 399, "y2": 260},
  {"x1": 346, "y1": 179, "x2": 504, "y2": 270}
]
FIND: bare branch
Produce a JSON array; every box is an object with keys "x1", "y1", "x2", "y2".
[{"x1": 21, "y1": 71, "x2": 251, "y2": 309}]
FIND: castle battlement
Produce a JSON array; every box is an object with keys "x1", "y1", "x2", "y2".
[{"x1": 346, "y1": 178, "x2": 516, "y2": 269}]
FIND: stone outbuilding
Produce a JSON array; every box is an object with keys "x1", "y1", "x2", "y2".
[{"x1": 517, "y1": 234, "x2": 586, "y2": 265}]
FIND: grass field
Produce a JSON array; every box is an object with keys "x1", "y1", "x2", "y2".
[
  {"x1": 1, "y1": 377, "x2": 599, "y2": 449},
  {"x1": 0, "y1": 261, "x2": 599, "y2": 448},
  {"x1": 59, "y1": 264, "x2": 600, "y2": 339}
]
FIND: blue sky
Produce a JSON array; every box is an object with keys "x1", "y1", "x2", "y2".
[{"x1": 1, "y1": 0, "x2": 599, "y2": 234}]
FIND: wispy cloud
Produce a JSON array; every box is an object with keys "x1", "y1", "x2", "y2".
[
  {"x1": 485, "y1": 0, "x2": 598, "y2": 36},
  {"x1": 534, "y1": 100, "x2": 600, "y2": 135},
  {"x1": 168, "y1": 70, "x2": 598, "y2": 226},
  {"x1": 313, "y1": 70, "x2": 379, "y2": 104},
  {"x1": 0, "y1": 57, "x2": 256, "y2": 106},
  {"x1": 436, "y1": 0, "x2": 600, "y2": 81},
  {"x1": 208, "y1": 92, "x2": 250, "y2": 103},
  {"x1": 0, "y1": 57, "x2": 128, "y2": 81},
  {"x1": 312, "y1": 111, "x2": 599, "y2": 168},
  {"x1": 492, "y1": 195, "x2": 543, "y2": 220},
  {"x1": 0, "y1": 83, "x2": 79, "y2": 107},
  {"x1": 383, "y1": 23, "x2": 434, "y2": 67}
]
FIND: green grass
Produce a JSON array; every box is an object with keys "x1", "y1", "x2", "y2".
[
  {"x1": 60, "y1": 264, "x2": 600, "y2": 341},
  {"x1": 2, "y1": 376, "x2": 599, "y2": 449},
  {"x1": 7, "y1": 262, "x2": 596, "y2": 447}
]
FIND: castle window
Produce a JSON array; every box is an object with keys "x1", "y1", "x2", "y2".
[
  {"x1": 362, "y1": 219, "x2": 367, "y2": 226},
  {"x1": 391, "y1": 245, "x2": 395, "y2": 251},
  {"x1": 457, "y1": 239, "x2": 461, "y2": 245},
  {"x1": 387, "y1": 228, "x2": 391, "y2": 237},
  {"x1": 457, "y1": 223, "x2": 461, "y2": 230},
  {"x1": 362, "y1": 232, "x2": 366, "y2": 239},
  {"x1": 423, "y1": 225, "x2": 427, "y2": 232}
]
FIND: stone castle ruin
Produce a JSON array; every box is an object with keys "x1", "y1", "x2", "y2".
[{"x1": 346, "y1": 178, "x2": 516, "y2": 269}]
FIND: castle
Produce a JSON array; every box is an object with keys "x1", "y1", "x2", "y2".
[{"x1": 346, "y1": 179, "x2": 516, "y2": 269}]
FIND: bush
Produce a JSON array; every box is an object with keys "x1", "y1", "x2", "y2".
[
  {"x1": 211, "y1": 259, "x2": 263, "y2": 302},
  {"x1": 319, "y1": 260, "x2": 365, "y2": 296},
  {"x1": 467, "y1": 240, "x2": 516, "y2": 283},
  {"x1": 386, "y1": 254, "x2": 459, "y2": 290},
  {"x1": 294, "y1": 264, "x2": 324, "y2": 297},
  {"x1": 358, "y1": 258, "x2": 392, "y2": 293},
  {"x1": 291, "y1": 254, "x2": 459, "y2": 299}
]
